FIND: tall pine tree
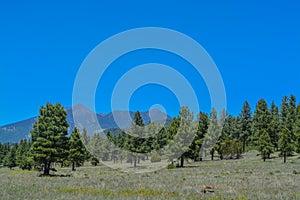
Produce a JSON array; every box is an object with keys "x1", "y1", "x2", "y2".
[
  {"x1": 279, "y1": 127, "x2": 294, "y2": 163},
  {"x1": 238, "y1": 101, "x2": 252, "y2": 151},
  {"x1": 30, "y1": 103, "x2": 69, "y2": 175},
  {"x1": 269, "y1": 101, "x2": 280, "y2": 151},
  {"x1": 69, "y1": 127, "x2": 88, "y2": 171},
  {"x1": 251, "y1": 99, "x2": 271, "y2": 147},
  {"x1": 258, "y1": 130, "x2": 274, "y2": 161}
]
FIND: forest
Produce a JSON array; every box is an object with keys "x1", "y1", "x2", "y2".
[{"x1": 0, "y1": 94, "x2": 300, "y2": 175}]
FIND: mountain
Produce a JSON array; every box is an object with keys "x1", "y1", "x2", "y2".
[{"x1": 0, "y1": 104, "x2": 172, "y2": 143}]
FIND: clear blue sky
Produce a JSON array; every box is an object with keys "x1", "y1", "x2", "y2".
[{"x1": 0, "y1": 0, "x2": 299, "y2": 126}]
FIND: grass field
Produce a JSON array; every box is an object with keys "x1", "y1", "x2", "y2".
[{"x1": 0, "y1": 151, "x2": 300, "y2": 200}]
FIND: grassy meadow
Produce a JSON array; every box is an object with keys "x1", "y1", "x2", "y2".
[{"x1": 0, "y1": 151, "x2": 300, "y2": 200}]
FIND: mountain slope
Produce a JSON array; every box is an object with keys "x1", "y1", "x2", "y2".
[{"x1": 0, "y1": 104, "x2": 172, "y2": 143}]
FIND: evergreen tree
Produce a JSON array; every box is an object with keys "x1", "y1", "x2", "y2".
[
  {"x1": 279, "y1": 127, "x2": 294, "y2": 163},
  {"x1": 167, "y1": 106, "x2": 195, "y2": 167},
  {"x1": 287, "y1": 94, "x2": 297, "y2": 140},
  {"x1": 81, "y1": 128, "x2": 90, "y2": 146},
  {"x1": 177, "y1": 106, "x2": 194, "y2": 167},
  {"x1": 188, "y1": 112, "x2": 209, "y2": 161},
  {"x1": 4, "y1": 143, "x2": 18, "y2": 169},
  {"x1": 293, "y1": 104, "x2": 300, "y2": 153},
  {"x1": 126, "y1": 111, "x2": 145, "y2": 167},
  {"x1": 258, "y1": 130, "x2": 274, "y2": 161},
  {"x1": 16, "y1": 140, "x2": 33, "y2": 170},
  {"x1": 238, "y1": 101, "x2": 252, "y2": 151},
  {"x1": 90, "y1": 132, "x2": 102, "y2": 162},
  {"x1": 69, "y1": 127, "x2": 88, "y2": 171},
  {"x1": 166, "y1": 117, "x2": 180, "y2": 142},
  {"x1": 251, "y1": 99, "x2": 271, "y2": 147},
  {"x1": 204, "y1": 108, "x2": 221, "y2": 161},
  {"x1": 217, "y1": 114, "x2": 242, "y2": 159},
  {"x1": 269, "y1": 101, "x2": 280, "y2": 151},
  {"x1": 280, "y1": 96, "x2": 289, "y2": 123},
  {"x1": 152, "y1": 127, "x2": 167, "y2": 152},
  {"x1": 0, "y1": 143, "x2": 11, "y2": 165},
  {"x1": 30, "y1": 103, "x2": 69, "y2": 175}
]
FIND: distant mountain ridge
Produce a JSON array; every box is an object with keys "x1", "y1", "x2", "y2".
[{"x1": 0, "y1": 104, "x2": 172, "y2": 143}]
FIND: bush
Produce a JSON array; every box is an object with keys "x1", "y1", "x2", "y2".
[
  {"x1": 167, "y1": 163, "x2": 176, "y2": 169},
  {"x1": 150, "y1": 151, "x2": 161, "y2": 163}
]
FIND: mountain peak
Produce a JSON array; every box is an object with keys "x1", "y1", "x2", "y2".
[{"x1": 0, "y1": 106, "x2": 172, "y2": 143}]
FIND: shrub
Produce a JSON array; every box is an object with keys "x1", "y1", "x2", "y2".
[
  {"x1": 150, "y1": 151, "x2": 161, "y2": 163},
  {"x1": 167, "y1": 162, "x2": 175, "y2": 169}
]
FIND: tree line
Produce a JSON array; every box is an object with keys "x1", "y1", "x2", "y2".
[{"x1": 0, "y1": 94, "x2": 300, "y2": 175}]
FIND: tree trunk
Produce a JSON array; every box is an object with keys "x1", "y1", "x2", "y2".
[
  {"x1": 133, "y1": 157, "x2": 137, "y2": 167},
  {"x1": 263, "y1": 158, "x2": 266, "y2": 162},
  {"x1": 72, "y1": 162, "x2": 75, "y2": 171},
  {"x1": 284, "y1": 153, "x2": 287, "y2": 163},
  {"x1": 44, "y1": 162, "x2": 50, "y2": 175},
  {"x1": 243, "y1": 138, "x2": 246, "y2": 152},
  {"x1": 211, "y1": 151, "x2": 214, "y2": 161},
  {"x1": 180, "y1": 156, "x2": 184, "y2": 168}
]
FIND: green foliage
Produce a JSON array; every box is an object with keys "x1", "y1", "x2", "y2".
[
  {"x1": 251, "y1": 99, "x2": 272, "y2": 147},
  {"x1": 167, "y1": 106, "x2": 195, "y2": 167},
  {"x1": 293, "y1": 103, "x2": 300, "y2": 153},
  {"x1": 238, "y1": 101, "x2": 252, "y2": 151},
  {"x1": 204, "y1": 107, "x2": 221, "y2": 161},
  {"x1": 269, "y1": 101, "x2": 280, "y2": 150},
  {"x1": 218, "y1": 139, "x2": 243, "y2": 160},
  {"x1": 69, "y1": 127, "x2": 89, "y2": 171},
  {"x1": 279, "y1": 127, "x2": 294, "y2": 163},
  {"x1": 2, "y1": 94, "x2": 299, "y2": 172},
  {"x1": 126, "y1": 111, "x2": 146, "y2": 167},
  {"x1": 90, "y1": 156, "x2": 99, "y2": 166},
  {"x1": 3, "y1": 143, "x2": 18, "y2": 169},
  {"x1": 0, "y1": 142, "x2": 11, "y2": 165},
  {"x1": 258, "y1": 130, "x2": 274, "y2": 161},
  {"x1": 30, "y1": 103, "x2": 69, "y2": 175},
  {"x1": 167, "y1": 162, "x2": 176, "y2": 169},
  {"x1": 16, "y1": 140, "x2": 33, "y2": 170},
  {"x1": 150, "y1": 151, "x2": 161, "y2": 163},
  {"x1": 188, "y1": 112, "x2": 209, "y2": 161}
]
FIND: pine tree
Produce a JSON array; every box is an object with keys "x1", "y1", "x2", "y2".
[
  {"x1": 90, "y1": 132, "x2": 102, "y2": 163},
  {"x1": 204, "y1": 108, "x2": 221, "y2": 161},
  {"x1": 280, "y1": 96, "x2": 289, "y2": 123},
  {"x1": 4, "y1": 143, "x2": 18, "y2": 169},
  {"x1": 81, "y1": 128, "x2": 90, "y2": 146},
  {"x1": 294, "y1": 104, "x2": 300, "y2": 153},
  {"x1": 269, "y1": 101, "x2": 280, "y2": 151},
  {"x1": 167, "y1": 107, "x2": 195, "y2": 167},
  {"x1": 177, "y1": 106, "x2": 195, "y2": 167},
  {"x1": 30, "y1": 103, "x2": 69, "y2": 175},
  {"x1": 126, "y1": 111, "x2": 145, "y2": 167},
  {"x1": 287, "y1": 94, "x2": 297, "y2": 140},
  {"x1": 16, "y1": 140, "x2": 33, "y2": 170},
  {"x1": 0, "y1": 143, "x2": 11, "y2": 165},
  {"x1": 188, "y1": 112, "x2": 209, "y2": 161},
  {"x1": 166, "y1": 117, "x2": 180, "y2": 142},
  {"x1": 279, "y1": 127, "x2": 294, "y2": 163},
  {"x1": 69, "y1": 127, "x2": 88, "y2": 171},
  {"x1": 238, "y1": 101, "x2": 252, "y2": 151},
  {"x1": 258, "y1": 130, "x2": 274, "y2": 161},
  {"x1": 251, "y1": 99, "x2": 271, "y2": 147},
  {"x1": 217, "y1": 114, "x2": 242, "y2": 159}
]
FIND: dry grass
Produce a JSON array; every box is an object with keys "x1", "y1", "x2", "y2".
[{"x1": 0, "y1": 151, "x2": 300, "y2": 199}]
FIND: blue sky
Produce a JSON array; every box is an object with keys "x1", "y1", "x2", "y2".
[{"x1": 0, "y1": 0, "x2": 299, "y2": 125}]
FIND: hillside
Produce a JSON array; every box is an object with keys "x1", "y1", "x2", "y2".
[{"x1": 0, "y1": 104, "x2": 171, "y2": 143}]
